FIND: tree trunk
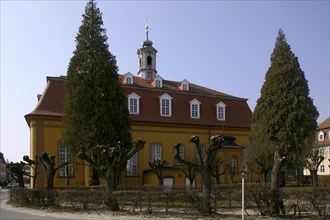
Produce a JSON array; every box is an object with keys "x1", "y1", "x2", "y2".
[
  {"x1": 215, "y1": 175, "x2": 220, "y2": 184},
  {"x1": 105, "y1": 170, "x2": 115, "y2": 193},
  {"x1": 201, "y1": 167, "x2": 212, "y2": 213},
  {"x1": 271, "y1": 145, "x2": 285, "y2": 216},
  {"x1": 158, "y1": 170, "x2": 164, "y2": 186},
  {"x1": 189, "y1": 177, "x2": 194, "y2": 186},
  {"x1": 89, "y1": 167, "x2": 100, "y2": 186},
  {"x1": 114, "y1": 167, "x2": 121, "y2": 187},
  {"x1": 105, "y1": 169, "x2": 119, "y2": 211},
  {"x1": 45, "y1": 169, "x2": 55, "y2": 190},
  {"x1": 263, "y1": 170, "x2": 268, "y2": 183}
]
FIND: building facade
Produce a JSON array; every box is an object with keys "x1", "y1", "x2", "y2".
[
  {"x1": 25, "y1": 30, "x2": 252, "y2": 188},
  {"x1": 315, "y1": 117, "x2": 330, "y2": 175}
]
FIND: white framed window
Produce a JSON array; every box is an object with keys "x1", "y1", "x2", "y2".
[
  {"x1": 123, "y1": 72, "x2": 134, "y2": 85},
  {"x1": 126, "y1": 77, "x2": 132, "y2": 85},
  {"x1": 151, "y1": 144, "x2": 162, "y2": 162},
  {"x1": 320, "y1": 165, "x2": 325, "y2": 173},
  {"x1": 58, "y1": 141, "x2": 73, "y2": 177},
  {"x1": 319, "y1": 148, "x2": 325, "y2": 156},
  {"x1": 159, "y1": 93, "x2": 172, "y2": 117},
  {"x1": 174, "y1": 144, "x2": 184, "y2": 166},
  {"x1": 127, "y1": 153, "x2": 138, "y2": 176},
  {"x1": 190, "y1": 99, "x2": 201, "y2": 119},
  {"x1": 216, "y1": 101, "x2": 226, "y2": 121},
  {"x1": 179, "y1": 79, "x2": 190, "y2": 91},
  {"x1": 127, "y1": 93, "x2": 141, "y2": 114},
  {"x1": 152, "y1": 75, "x2": 163, "y2": 88},
  {"x1": 318, "y1": 131, "x2": 324, "y2": 141}
]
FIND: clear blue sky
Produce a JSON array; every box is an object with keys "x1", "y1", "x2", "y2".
[{"x1": 1, "y1": 0, "x2": 329, "y2": 162}]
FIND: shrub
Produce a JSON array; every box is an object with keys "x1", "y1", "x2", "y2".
[{"x1": 7, "y1": 184, "x2": 330, "y2": 217}]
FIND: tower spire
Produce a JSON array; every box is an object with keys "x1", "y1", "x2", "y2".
[
  {"x1": 145, "y1": 18, "x2": 149, "y2": 40},
  {"x1": 138, "y1": 19, "x2": 157, "y2": 80}
]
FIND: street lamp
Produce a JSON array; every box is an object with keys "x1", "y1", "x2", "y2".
[{"x1": 241, "y1": 157, "x2": 248, "y2": 220}]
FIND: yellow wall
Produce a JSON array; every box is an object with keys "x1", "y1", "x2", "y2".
[
  {"x1": 28, "y1": 117, "x2": 85, "y2": 188},
  {"x1": 28, "y1": 117, "x2": 250, "y2": 188},
  {"x1": 122, "y1": 123, "x2": 249, "y2": 186}
]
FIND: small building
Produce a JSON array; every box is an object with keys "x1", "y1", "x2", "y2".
[
  {"x1": 315, "y1": 117, "x2": 330, "y2": 175},
  {"x1": 0, "y1": 152, "x2": 7, "y2": 185},
  {"x1": 25, "y1": 28, "x2": 252, "y2": 188}
]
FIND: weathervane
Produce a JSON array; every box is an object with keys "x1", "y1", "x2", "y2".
[{"x1": 145, "y1": 18, "x2": 149, "y2": 40}]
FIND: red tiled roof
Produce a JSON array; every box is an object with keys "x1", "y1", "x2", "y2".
[
  {"x1": 25, "y1": 75, "x2": 252, "y2": 129},
  {"x1": 318, "y1": 117, "x2": 330, "y2": 130},
  {"x1": 26, "y1": 76, "x2": 66, "y2": 118}
]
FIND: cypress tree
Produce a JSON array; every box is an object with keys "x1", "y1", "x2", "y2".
[
  {"x1": 63, "y1": 0, "x2": 143, "y2": 194},
  {"x1": 251, "y1": 29, "x2": 318, "y2": 215}
]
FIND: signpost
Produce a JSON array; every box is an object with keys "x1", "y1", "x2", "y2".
[{"x1": 241, "y1": 157, "x2": 248, "y2": 220}]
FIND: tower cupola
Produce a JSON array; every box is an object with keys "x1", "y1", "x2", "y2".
[{"x1": 137, "y1": 20, "x2": 157, "y2": 80}]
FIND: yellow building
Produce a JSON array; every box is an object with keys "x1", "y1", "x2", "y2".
[{"x1": 25, "y1": 33, "x2": 252, "y2": 188}]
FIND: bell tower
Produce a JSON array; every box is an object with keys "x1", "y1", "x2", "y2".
[{"x1": 137, "y1": 20, "x2": 157, "y2": 80}]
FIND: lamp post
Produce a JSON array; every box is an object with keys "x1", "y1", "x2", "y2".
[{"x1": 241, "y1": 157, "x2": 248, "y2": 220}]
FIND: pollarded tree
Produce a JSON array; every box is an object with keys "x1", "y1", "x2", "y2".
[
  {"x1": 63, "y1": 0, "x2": 140, "y2": 192},
  {"x1": 211, "y1": 158, "x2": 226, "y2": 184},
  {"x1": 249, "y1": 130, "x2": 274, "y2": 183},
  {"x1": 6, "y1": 162, "x2": 26, "y2": 188},
  {"x1": 38, "y1": 152, "x2": 70, "y2": 189},
  {"x1": 148, "y1": 159, "x2": 169, "y2": 186},
  {"x1": 252, "y1": 29, "x2": 318, "y2": 215},
  {"x1": 78, "y1": 139, "x2": 145, "y2": 192},
  {"x1": 174, "y1": 135, "x2": 225, "y2": 214},
  {"x1": 306, "y1": 148, "x2": 324, "y2": 187}
]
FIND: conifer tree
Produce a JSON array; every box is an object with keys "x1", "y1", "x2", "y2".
[
  {"x1": 251, "y1": 29, "x2": 318, "y2": 215},
  {"x1": 63, "y1": 0, "x2": 143, "y2": 194}
]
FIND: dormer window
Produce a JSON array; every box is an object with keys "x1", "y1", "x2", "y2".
[
  {"x1": 126, "y1": 77, "x2": 132, "y2": 85},
  {"x1": 151, "y1": 75, "x2": 163, "y2": 88},
  {"x1": 123, "y1": 72, "x2": 134, "y2": 85},
  {"x1": 178, "y1": 79, "x2": 190, "y2": 91},
  {"x1": 155, "y1": 80, "x2": 161, "y2": 88},
  {"x1": 190, "y1": 99, "x2": 201, "y2": 119},
  {"x1": 127, "y1": 93, "x2": 141, "y2": 114},
  {"x1": 159, "y1": 93, "x2": 172, "y2": 117},
  {"x1": 216, "y1": 101, "x2": 226, "y2": 121}
]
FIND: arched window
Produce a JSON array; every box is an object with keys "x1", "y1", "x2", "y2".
[
  {"x1": 159, "y1": 93, "x2": 172, "y2": 117},
  {"x1": 126, "y1": 153, "x2": 138, "y2": 176},
  {"x1": 58, "y1": 141, "x2": 73, "y2": 177},
  {"x1": 151, "y1": 143, "x2": 162, "y2": 161},
  {"x1": 147, "y1": 56, "x2": 152, "y2": 66},
  {"x1": 190, "y1": 99, "x2": 201, "y2": 119},
  {"x1": 216, "y1": 101, "x2": 226, "y2": 121},
  {"x1": 127, "y1": 92, "x2": 141, "y2": 114},
  {"x1": 230, "y1": 156, "x2": 237, "y2": 174}
]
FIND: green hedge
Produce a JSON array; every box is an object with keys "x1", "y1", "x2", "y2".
[{"x1": 9, "y1": 184, "x2": 330, "y2": 217}]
